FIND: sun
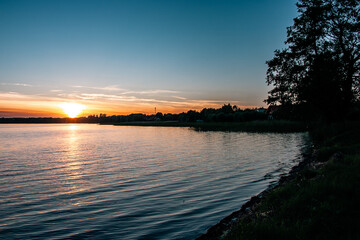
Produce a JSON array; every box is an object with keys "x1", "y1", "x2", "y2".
[{"x1": 60, "y1": 103, "x2": 86, "y2": 118}]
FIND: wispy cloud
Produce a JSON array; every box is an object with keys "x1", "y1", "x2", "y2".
[
  {"x1": 72, "y1": 85, "x2": 179, "y2": 95},
  {"x1": 0, "y1": 92, "x2": 28, "y2": 99},
  {"x1": 122, "y1": 89, "x2": 179, "y2": 95},
  {"x1": 56, "y1": 89, "x2": 244, "y2": 108},
  {"x1": 1, "y1": 82, "x2": 32, "y2": 87},
  {"x1": 79, "y1": 93, "x2": 137, "y2": 101},
  {"x1": 73, "y1": 85, "x2": 125, "y2": 91},
  {"x1": 172, "y1": 95, "x2": 187, "y2": 100},
  {"x1": 0, "y1": 85, "x2": 259, "y2": 117}
]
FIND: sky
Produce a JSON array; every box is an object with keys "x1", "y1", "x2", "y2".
[{"x1": 0, "y1": 0, "x2": 298, "y2": 117}]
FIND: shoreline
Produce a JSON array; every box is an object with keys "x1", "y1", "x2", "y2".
[
  {"x1": 196, "y1": 143, "x2": 314, "y2": 240},
  {"x1": 0, "y1": 120, "x2": 307, "y2": 133},
  {"x1": 107, "y1": 120, "x2": 307, "y2": 133}
]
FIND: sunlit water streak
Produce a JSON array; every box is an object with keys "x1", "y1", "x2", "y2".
[{"x1": 0, "y1": 124, "x2": 308, "y2": 239}]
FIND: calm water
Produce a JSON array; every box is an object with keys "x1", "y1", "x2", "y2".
[{"x1": 0, "y1": 124, "x2": 308, "y2": 239}]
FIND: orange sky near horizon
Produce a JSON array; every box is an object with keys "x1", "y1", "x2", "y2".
[
  {"x1": 0, "y1": 1, "x2": 296, "y2": 119},
  {"x1": 0, "y1": 91, "x2": 261, "y2": 118}
]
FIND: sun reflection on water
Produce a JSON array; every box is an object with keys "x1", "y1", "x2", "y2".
[
  {"x1": 68, "y1": 124, "x2": 78, "y2": 131},
  {"x1": 62, "y1": 124, "x2": 88, "y2": 205}
]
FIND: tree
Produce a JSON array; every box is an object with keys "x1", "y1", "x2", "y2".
[
  {"x1": 266, "y1": 0, "x2": 360, "y2": 119},
  {"x1": 155, "y1": 112, "x2": 163, "y2": 120},
  {"x1": 219, "y1": 104, "x2": 234, "y2": 114}
]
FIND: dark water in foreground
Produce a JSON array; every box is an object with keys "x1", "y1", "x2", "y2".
[{"x1": 0, "y1": 124, "x2": 307, "y2": 239}]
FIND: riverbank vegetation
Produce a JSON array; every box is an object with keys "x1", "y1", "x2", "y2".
[
  {"x1": 224, "y1": 121, "x2": 360, "y2": 240},
  {"x1": 220, "y1": 0, "x2": 360, "y2": 237},
  {"x1": 109, "y1": 120, "x2": 306, "y2": 133}
]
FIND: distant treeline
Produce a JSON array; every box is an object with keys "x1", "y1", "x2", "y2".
[
  {"x1": 109, "y1": 104, "x2": 268, "y2": 123},
  {"x1": 0, "y1": 104, "x2": 267, "y2": 123},
  {"x1": 177, "y1": 104, "x2": 267, "y2": 122},
  {"x1": 103, "y1": 102, "x2": 360, "y2": 123},
  {"x1": 2, "y1": 102, "x2": 360, "y2": 124}
]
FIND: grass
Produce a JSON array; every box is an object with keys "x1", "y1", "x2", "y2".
[
  {"x1": 106, "y1": 120, "x2": 307, "y2": 133},
  {"x1": 225, "y1": 121, "x2": 360, "y2": 240}
]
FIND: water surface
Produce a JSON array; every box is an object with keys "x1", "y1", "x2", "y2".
[{"x1": 0, "y1": 124, "x2": 307, "y2": 239}]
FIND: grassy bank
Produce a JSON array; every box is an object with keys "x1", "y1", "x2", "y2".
[
  {"x1": 106, "y1": 120, "x2": 307, "y2": 133},
  {"x1": 224, "y1": 121, "x2": 360, "y2": 240}
]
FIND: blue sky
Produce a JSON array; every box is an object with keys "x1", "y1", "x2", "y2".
[{"x1": 0, "y1": 0, "x2": 298, "y2": 116}]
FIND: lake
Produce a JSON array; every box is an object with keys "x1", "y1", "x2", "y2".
[{"x1": 0, "y1": 124, "x2": 308, "y2": 239}]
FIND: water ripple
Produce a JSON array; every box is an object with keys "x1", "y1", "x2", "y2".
[{"x1": 0, "y1": 124, "x2": 308, "y2": 239}]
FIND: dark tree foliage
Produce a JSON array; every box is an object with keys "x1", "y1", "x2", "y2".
[
  {"x1": 178, "y1": 104, "x2": 266, "y2": 122},
  {"x1": 155, "y1": 112, "x2": 164, "y2": 119},
  {"x1": 220, "y1": 103, "x2": 235, "y2": 114},
  {"x1": 180, "y1": 110, "x2": 201, "y2": 122},
  {"x1": 266, "y1": 0, "x2": 360, "y2": 119}
]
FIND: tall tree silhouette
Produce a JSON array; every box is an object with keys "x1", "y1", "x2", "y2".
[{"x1": 266, "y1": 0, "x2": 360, "y2": 119}]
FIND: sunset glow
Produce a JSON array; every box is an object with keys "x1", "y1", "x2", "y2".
[
  {"x1": 0, "y1": 0, "x2": 295, "y2": 118},
  {"x1": 60, "y1": 103, "x2": 86, "y2": 118}
]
